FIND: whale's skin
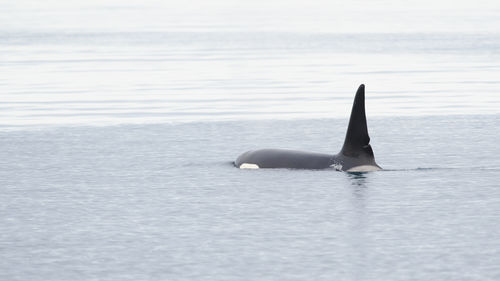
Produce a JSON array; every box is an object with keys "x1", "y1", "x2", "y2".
[
  {"x1": 234, "y1": 84, "x2": 382, "y2": 172},
  {"x1": 235, "y1": 149, "x2": 333, "y2": 170},
  {"x1": 234, "y1": 149, "x2": 381, "y2": 171}
]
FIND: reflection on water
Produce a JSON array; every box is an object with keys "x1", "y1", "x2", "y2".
[
  {"x1": 1, "y1": 32, "x2": 499, "y2": 129},
  {"x1": 346, "y1": 171, "x2": 369, "y2": 210},
  {"x1": 347, "y1": 172, "x2": 368, "y2": 187},
  {"x1": 345, "y1": 172, "x2": 369, "y2": 281}
]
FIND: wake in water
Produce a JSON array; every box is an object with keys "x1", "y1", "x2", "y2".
[{"x1": 380, "y1": 167, "x2": 500, "y2": 172}]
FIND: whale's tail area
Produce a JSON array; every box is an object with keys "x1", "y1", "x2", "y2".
[{"x1": 340, "y1": 84, "x2": 376, "y2": 160}]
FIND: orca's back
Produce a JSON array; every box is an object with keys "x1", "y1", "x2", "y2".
[{"x1": 236, "y1": 149, "x2": 332, "y2": 169}]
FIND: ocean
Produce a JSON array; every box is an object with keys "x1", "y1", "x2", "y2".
[{"x1": 1, "y1": 1, "x2": 500, "y2": 280}]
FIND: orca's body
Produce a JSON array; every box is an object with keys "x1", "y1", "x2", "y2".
[{"x1": 235, "y1": 84, "x2": 381, "y2": 172}]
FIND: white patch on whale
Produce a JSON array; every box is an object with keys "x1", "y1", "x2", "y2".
[
  {"x1": 346, "y1": 165, "x2": 381, "y2": 172},
  {"x1": 239, "y1": 163, "x2": 260, "y2": 169},
  {"x1": 329, "y1": 163, "x2": 343, "y2": 171}
]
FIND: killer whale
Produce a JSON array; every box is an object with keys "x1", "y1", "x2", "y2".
[{"x1": 234, "y1": 84, "x2": 381, "y2": 172}]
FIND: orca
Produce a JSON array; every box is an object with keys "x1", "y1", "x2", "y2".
[{"x1": 234, "y1": 84, "x2": 382, "y2": 172}]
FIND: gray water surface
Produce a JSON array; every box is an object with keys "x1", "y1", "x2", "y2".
[{"x1": 1, "y1": 116, "x2": 499, "y2": 280}]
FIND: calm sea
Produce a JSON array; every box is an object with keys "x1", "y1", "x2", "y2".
[{"x1": 1, "y1": 1, "x2": 500, "y2": 280}]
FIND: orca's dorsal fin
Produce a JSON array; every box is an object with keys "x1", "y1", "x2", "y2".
[{"x1": 340, "y1": 84, "x2": 374, "y2": 158}]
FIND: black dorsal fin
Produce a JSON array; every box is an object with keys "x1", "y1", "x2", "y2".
[{"x1": 340, "y1": 84, "x2": 374, "y2": 158}]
